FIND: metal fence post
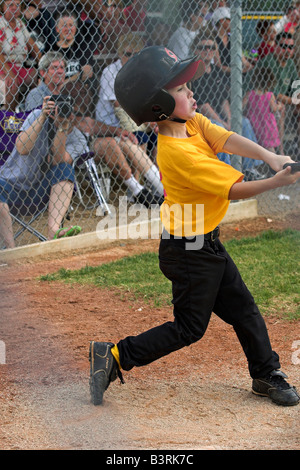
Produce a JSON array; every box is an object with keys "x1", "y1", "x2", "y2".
[{"x1": 230, "y1": 0, "x2": 243, "y2": 172}]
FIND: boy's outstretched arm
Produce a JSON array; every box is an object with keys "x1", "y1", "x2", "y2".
[
  {"x1": 223, "y1": 133, "x2": 294, "y2": 173},
  {"x1": 228, "y1": 165, "x2": 300, "y2": 200}
]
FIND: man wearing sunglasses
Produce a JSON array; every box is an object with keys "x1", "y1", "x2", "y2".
[{"x1": 257, "y1": 33, "x2": 298, "y2": 106}]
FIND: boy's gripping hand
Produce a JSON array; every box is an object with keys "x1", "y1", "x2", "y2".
[{"x1": 282, "y1": 162, "x2": 300, "y2": 174}]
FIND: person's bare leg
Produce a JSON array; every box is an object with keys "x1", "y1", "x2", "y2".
[
  {"x1": 0, "y1": 202, "x2": 15, "y2": 249},
  {"x1": 93, "y1": 137, "x2": 132, "y2": 180},
  {"x1": 48, "y1": 180, "x2": 74, "y2": 239}
]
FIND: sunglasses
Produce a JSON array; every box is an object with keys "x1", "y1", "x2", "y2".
[{"x1": 279, "y1": 43, "x2": 294, "y2": 50}]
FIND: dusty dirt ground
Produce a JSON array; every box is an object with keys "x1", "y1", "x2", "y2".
[{"x1": 0, "y1": 214, "x2": 299, "y2": 451}]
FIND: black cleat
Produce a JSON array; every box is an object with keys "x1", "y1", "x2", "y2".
[
  {"x1": 252, "y1": 370, "x2": 300, "y2": 406},
  {"x1": 89, "y1": 341, "x2": 124, "y2": 405}
]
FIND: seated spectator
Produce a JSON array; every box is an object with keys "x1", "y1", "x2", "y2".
[
  {"x1": 211, "y1": 6, "x2": 253, "y2": 75},
  {"x1": 122, "y1": 0, "x2": 147, "y2": 33},
  {"x1": 191, "y1": 30, "x2": 265, "y2": 179},
  {"x1": 254, "y1": 32, "x2": 300, "y2": 152},
  {"x1": 97, "y1": 33, "x2": 157, "y2": 157},
  {"x1": 243, "y1": 67, "x2": 284, "y2": 154},
  {"x1": 0, "y1": 94, "x2": 87, "y2": 249},
  {"x1": 167, "y1": 0, "x2": 207, "y2": 59},
  {"x1": 274, "y1": 1, "x2": 300, "y2": 35},
  {"x1": 45, "y1": 9, "x2": 96, "y2": 88},
  {"x1": 0, "y1": 0, "x2": 42, "y2": 111},
  {"x1": 256, "y1": 19, "x2": 277, "y2": 59}
]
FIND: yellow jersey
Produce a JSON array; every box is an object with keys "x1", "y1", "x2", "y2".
[{"x1": 157, "y1": 113, "x2": 244, "y2": 237}]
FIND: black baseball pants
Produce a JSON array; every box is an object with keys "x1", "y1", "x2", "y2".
[{"x1": 117, "y1": 231, "x2": 281, "y2": 379}]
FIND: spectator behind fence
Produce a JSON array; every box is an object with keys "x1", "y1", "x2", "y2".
[
  {"x1": 254, "y1": 32, "x2": 300, "y2": 155},
  {"x1": 191, "y1": 31, "x2": 265, "y2": 180},
  {"x1": 0, "y1": 94, "x2": 87, "y2": 249},
  {"x1": 167, "y1": 0, "x2": 207, "y2": 59},
  {"x1": 96, "y1": 34, "x2": 155, "y2": 147},
  {"x1": 122, "y1": 0, "x2": 147, "y2": 33},
  {"x1": 244, "y1": 68, "x2": 283, "y2": 154},
  {"x1": 211, "y1": 6, "x2": 253, "y2": 75},
  {"x1": 45, "y1": 9, "x2": 96, "y2": 91},
  {"x1": 0, "y1": 0, "x2": 42, "y2": 111},
  {"x1": 94, "y1": 34, "x2": 163, "y2": 202},
  {"x1": 256, "y1": 19, "x2": 277, "y2": 59},
  {"x1": 112, "y1": 33, "x2": 158, "y2": 159}
]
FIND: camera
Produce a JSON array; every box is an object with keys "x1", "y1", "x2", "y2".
[{"x1": 51, "y1": 94, "x2": 73, "y2": 119}]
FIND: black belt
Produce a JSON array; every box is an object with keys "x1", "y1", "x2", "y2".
[
  {"x1": 164, "y1": 226, "x2": 220, "y2": 242},
  {"x1": 204, "y1": 226, "x2": 220, "y2": 242}
]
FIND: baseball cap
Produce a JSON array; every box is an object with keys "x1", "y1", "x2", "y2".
[{"x1": 211, "y1": 7, "x2": 231, "y2": 25}]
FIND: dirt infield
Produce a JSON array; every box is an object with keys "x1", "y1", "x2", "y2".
[{"x1": 0, "y1": 214, "x2": 299, "y2": 450}]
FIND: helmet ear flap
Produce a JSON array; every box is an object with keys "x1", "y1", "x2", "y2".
[{"x1": 149, "y1": 89, "x2": 176, "y2": 122}]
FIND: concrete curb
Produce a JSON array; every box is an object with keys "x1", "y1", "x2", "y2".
[{"x1": 0, "y1": 199, "x2": 258, "y2": 263}]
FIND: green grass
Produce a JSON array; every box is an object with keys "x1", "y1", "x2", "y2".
[{"x1": 40, "y1": 229, "x2": 300, "y2": 320}]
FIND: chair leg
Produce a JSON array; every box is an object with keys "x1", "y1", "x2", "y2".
[
  {"x1": 85, "y1": 158, "x2": 112, "y2": 216},
  {"x1": 11, "y1": 206, "x2": 48, "y2": 242}
]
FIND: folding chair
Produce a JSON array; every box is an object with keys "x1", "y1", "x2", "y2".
[
  {"x1": 0, "y1": 110, "x2": 111, "y2": 248},
  {"x1": 72, "y1": 152, "x2": 112, "y2": 216}
]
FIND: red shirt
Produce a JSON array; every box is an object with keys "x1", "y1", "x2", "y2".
[{"x1": 257, "y1": 41, "x2": 275, "y2": 59}]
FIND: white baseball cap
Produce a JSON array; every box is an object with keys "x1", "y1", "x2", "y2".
[{"x1": 212, "y1": 7, "x2": 231, "y2": 25}]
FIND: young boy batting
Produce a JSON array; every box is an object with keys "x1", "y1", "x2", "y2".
[{"x1": 89, "y1": 46, "x2": 300, "y2": 407}]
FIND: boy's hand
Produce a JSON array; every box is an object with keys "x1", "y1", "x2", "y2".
[
  {"x1": 268, "y1": 154, "x2": 295, "y2": 173},
  {"x1": 272, "y1": 164, "x2": 300, "y2": 187},
  {"x1": 282, "y1": 162, "x2": 300, "y2": 173}
]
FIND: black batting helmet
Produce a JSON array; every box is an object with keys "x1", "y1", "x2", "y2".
[{"x1": 114, "y1": 46, "x2": 205, "y2": 125}]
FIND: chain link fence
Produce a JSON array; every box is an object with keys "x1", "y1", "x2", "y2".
[{"x1": 0, "y1": 0, "x2": 299, "y2": 250}]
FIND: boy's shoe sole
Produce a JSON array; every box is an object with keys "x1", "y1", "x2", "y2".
[
  {"x1": 89, "y1": 341, "x2": 121, "y2": 405},
  {"x1": 252, "y1": 370, "x2": 300, "y2": 406}
]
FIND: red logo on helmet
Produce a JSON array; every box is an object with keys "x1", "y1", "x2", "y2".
[{"x1": 164, "y1": 48, "x2": 179, "y2": 62}]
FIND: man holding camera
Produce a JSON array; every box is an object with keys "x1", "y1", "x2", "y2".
[{"x1": 0, "y1": 94, "x2": 88, "y2": 249}]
